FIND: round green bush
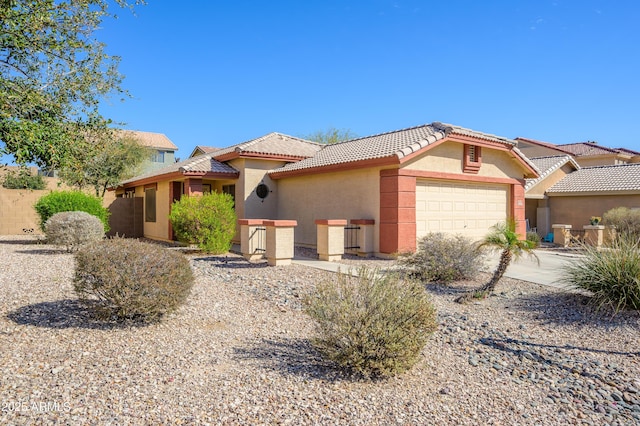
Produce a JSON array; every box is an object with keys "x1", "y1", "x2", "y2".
[
  {"x1": 304, "y1": 267, "x2": 437, "y2": 379},
  {"x1": 45, "y1": 211, "x2": 105, "y2": 252},
  {"x1": 168, "y1": 192, "x2": 237, "y2": 254},
  {"x1": 398, "y1": 232, "x2": 485, "y2": 284},
  {"x1": 34, "y1": 190, "x2": 110, "y2": 232},
  {"x1": 562, "y1": 236, "x2": 640, "y2": 312},
  {"x1": 74, "y1": 238, "x2": 194, "y2": 322}
]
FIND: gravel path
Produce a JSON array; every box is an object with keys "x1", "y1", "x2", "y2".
[{"x1": 0, "y1": 236, "x2": 638, "y2": 425}]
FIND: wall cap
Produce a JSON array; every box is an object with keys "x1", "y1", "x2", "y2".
[
  {"x1": 315, "y1": 219, "x2": 347, "y2": 226},
  {"x1": 238, "y1": 219, "x2": 266, "y2": 226},
  {"x1": 264, "y1": 220, "x2": 297, "y2": 227}
]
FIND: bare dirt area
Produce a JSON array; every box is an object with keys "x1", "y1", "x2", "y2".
[{"x1": 0, "y1": 236, "x2": 638, "y2": 425}]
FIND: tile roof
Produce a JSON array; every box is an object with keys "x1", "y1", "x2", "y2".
[
  {"x1": 524, "y1": 155, "x2": 580, "y2": 191},
  {"x1": 615, "y1": 147, "x2": 640, "y2": 156},
  {"x1": 270, "y1": 122, "x2": 529, "y2": 176},
  {"x1": 556, "y1": 142, "x2": 620, "y2": 157},
  {"x1": 212, "y1": 132, "x2": 322, "y2": 159},
  {"x1": 547, "y1": 163, "x2": 640, "y2": 193},
  {"x1": 117, "y1": 130, "x2": 178, "y2": 150},
  {"x1": 515, "y1": 137, "x2": 574, "y2": 155},
  {"x1": 119, "y1": 152, "x2": 238, "y2": 186}
]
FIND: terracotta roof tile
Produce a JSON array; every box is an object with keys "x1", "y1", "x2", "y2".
[
  {"x1": 117, "y1": 130, "x2": 178, "y2": 150},
  {"x1": 525, "y1": 155, "x2": 580, "y2": 191},
  {"x1": 270, "y1": 122, "x2": 526, "y2": 175},
  {"x1": 212, "y1": 132, "x2": 321, "y2": 159},
  {"x1": 556, "y1": 142, "x2": 620, "y2": 156},
  {"x1": 547, "y1": 163, "x2": 640, "y2": 193},
  {"x1": 119, "y1": 153, "x2": 238, "y2": 186}
]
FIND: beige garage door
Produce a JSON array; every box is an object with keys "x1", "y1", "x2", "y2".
[{"x1": 416, "y1": 180, "x2": 509, "y2": 241}]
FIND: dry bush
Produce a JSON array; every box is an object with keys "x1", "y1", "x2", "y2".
[
  {"x1": 45, "y1": 211, "x2": 105, "y2": 252},
  {"x1": 74, "y1": 238, "x2": 194, "y2": 322},
  {"x1": 304, "y1": 267, "x2": 437, "y2": 379}
]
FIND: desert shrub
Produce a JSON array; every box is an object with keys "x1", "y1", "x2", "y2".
[
  {"x1": 74, "y1": 238, "x2": 194, "y2": 322},
  {"x1": 603, "y1": 207, "x2": 640, "y2": 241},
  {"x1": 304, "y1": 267, "x2": 437, "y2": 379},
  {"x1": 561, "y1": 236, "x2": 640, "y2": 312},
  {"x1": 398, "y1": 233, "x2": 485, "y2": 284},
  {"x1": 34, "y1": 190, "x2": 110, "y2": 232},
  {"x1": 168, "y1": 192, "x2": 236, "y2": 254},
  {"x1": 526, "y1": 231, "x2": 541, "y2": 248},
  {"x1": 45, "y1": 211, "x2": 105, "y2": 252},
  {"x1": 2, "y1": 167, "x2": 46, "y2": 190}
]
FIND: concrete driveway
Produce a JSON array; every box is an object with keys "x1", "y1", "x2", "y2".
[{"x1": 491, "y1": 249, "x2": 582, "y2": 290}]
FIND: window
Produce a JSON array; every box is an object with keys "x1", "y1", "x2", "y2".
[
  {"x1": 151, "y1": 150, "x2": 165, "y2": 163},
  {"x1": 463, "y1": 144, "x2": 481, "y2": 173},
  {"x1": 145, "y1": 187, "x2": 156, "y2": 222},
  {"x1": 222, "y1": 184, "x2": 236, "y2": 206}
]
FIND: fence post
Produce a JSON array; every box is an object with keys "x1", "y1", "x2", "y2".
[
  {"x1": 583, "y1": 225, "x2": 605, "y2": 247},
  {"x1": 552, "y1": 224, "x2": 572, "y2": 247},
  {"x1": 264, "y1": 220, "x2": 297, "y2": 266},
  {"x1": 239, "y1": 219, "x2": 266, "y2": 261},
  {"x1": 315, "y1": 219, "x2": 347, "y2": 261},
  {"x1": 351, "y1": 219, "x2": 375, "y2": 257}
]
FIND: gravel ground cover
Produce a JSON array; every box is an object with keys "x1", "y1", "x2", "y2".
[{"x1": 0, "y1": 236, "x2": 639, "y2": 425}]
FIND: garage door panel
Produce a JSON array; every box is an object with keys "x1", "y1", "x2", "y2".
[{"x1": 416, "y1": 180, "x2": 508, "y2": 240}]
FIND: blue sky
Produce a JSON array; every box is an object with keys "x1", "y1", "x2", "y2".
[{"x1": 98, "y1": 0, "x2": 640, "y2": 157}]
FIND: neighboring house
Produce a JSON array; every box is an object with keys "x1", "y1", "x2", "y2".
[
  {"x1": 189, "y1": 145, "x2": 218, "y2": 158},
  {"x1": 112, "y1": 122, "x2": 538, "y2": 256},
  {"x1": 519, "y1": 137, "x2": 640, "y2": 236},
  {"x1": 516, "y1": 137, "x2": 640, "y2": 167},
  {"x1": 118, "y1": 130, "x2": 179, "y2": 174}
]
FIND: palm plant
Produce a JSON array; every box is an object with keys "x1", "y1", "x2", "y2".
[{"x1": 455, "y1": 220, "x2": 538, "y2": 303}]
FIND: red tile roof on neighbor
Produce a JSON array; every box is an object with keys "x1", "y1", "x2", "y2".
[
  {"x1": 547, "y1": 163, "x2": 640, "y2": 193},
  {"x1": 212, "y1": 132, "x2": 322, "y2": 160},
  {"x1": 556, "y1": 142, "x2": 622, "y2": 157},
  {"x1": 524, "y1": 155, "x2": 580, "y2": 191},
  {"x1": 117, "y1": 130, "x2": 178, "y2": 150},
  {"x1": 515, "y1": 137, "x2": 574, "y2": 155},
  {"x1": 270, "y1": 122, "x2": 536, "y2": 177}
]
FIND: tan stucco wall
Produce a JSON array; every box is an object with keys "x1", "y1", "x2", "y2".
[
  {"x1": 276, "y1": 167, "x2": 383, "y2": 250},
  {"x1": 404, "y1": 141, "x2": 525, "y2": 179},
  {"x1": 548, "y1": 194, "x2": 640, "y2": 230},
  {"x1": 234, "y1": 158, "x2": 285, "y2": 220},
  {"x1": 526, "y1": 165, "x2": 574, "y2": 198},
  {"x1": 574, "y1": 156, "x2": 621, "y2": 167},
  {"x1": 142, "y1": 181, "x2": 171, "y2": 241}
]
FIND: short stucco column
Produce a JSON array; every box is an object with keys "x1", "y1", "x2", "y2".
[
  {"x1": 239, "y1": 219, "x2": 266, "y2": 261},
  {"x1": 552, "y1": 224, "x2": 572, "y2": 247},
  {"x1": 583, "y1": 225, "x2": 605, "y2": 247},
  {"x1": 315, "y1": 219, "x2": 347, "y2": 261},
  {"x1": 264, "y1": 220, "x2": 297, "y2": 266},
  {"x1": 351, "y1": 219, "x2": 375, "y2": 257}
]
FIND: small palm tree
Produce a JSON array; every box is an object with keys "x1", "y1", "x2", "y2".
[{"x1": 456, "y1": 219, "x2": 538, "y2": 303}]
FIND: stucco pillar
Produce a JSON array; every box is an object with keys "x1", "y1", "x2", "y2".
[
  {"x1": 239, "y1": 219, "x2": 266, "y2": 261},
  {"x1": 380, "y1": 170, "x2": 416, "y2": 254},
  {"x1": 552, "y1": 224, "x2": 572, "y2": 247},
  {"x1": 315, "y1": 219, "x2": 347, "y2": 261},
  {"x1": 184, "y1": 178, "x2": 203, "y2": 196},
  {"x1": 511, "y1": 182, "x2": 526, "y2": 237},
  {"x1": 264, "y1": 220, "x2": 297, "y2": 266},
  {"x1": 351, "y1": 219, "x2": 375, "y2": 257},
  {"x1": 583, "y1": 225, "x2": 605, "y2": 247}
]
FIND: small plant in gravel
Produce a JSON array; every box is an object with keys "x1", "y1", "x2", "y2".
[
  {"x1": 304, "y1": 267, "x2": 437, "y2": 379},
  {"x1": 45, "y1": 211, "x2": 105, "y2": 252},
  {"x1": 34, "y1": 190, "x2": 110, "y2": 232},
  {"x1": 526, "y1": 231, "x2": 541, "y2": 248},
  {"x1": 562, "y1": 236, "x2": 640, "y2": 312},
  {"x1": 168, "y1": 192, "x2": 236, "y2": 254},
  {"x1": 74, "y1": 238, "x2": 194, "y2": 322},
  {"x1": 398, "y1": 232, "x2": 485, "y2": 284}
]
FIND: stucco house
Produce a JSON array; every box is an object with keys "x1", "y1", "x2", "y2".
[
  {"x1": 112, "y1": 122, "x2": 538, "y2": 256},
  {"x1": 118, "y1": 130, "x2": 179, "y2": 174},
  {"x1": 519, "y1": 136, "x2": 640, "y2": 236}
]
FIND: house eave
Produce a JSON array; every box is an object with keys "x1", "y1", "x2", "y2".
[{"x1": 269, "y1": 156, "x2": 399, "y2": 179}]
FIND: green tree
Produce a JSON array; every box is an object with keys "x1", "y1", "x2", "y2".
[
  {"x1": 302, "y1": 127, "x2": 358, "y2": 144},
  {"x1": 59, "y1": 131, "x2": 149, "y2": 197},
  {"x1": 456, "y1": 220, "x2": 538, "y2": 303},
  {"x1": 0, "y1": 0, "x2": 143, "y2": 170}
]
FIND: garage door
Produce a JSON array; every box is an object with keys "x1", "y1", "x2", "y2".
[{"x1": 416, "y1": 180, "x2": 509, "y2": 241}]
